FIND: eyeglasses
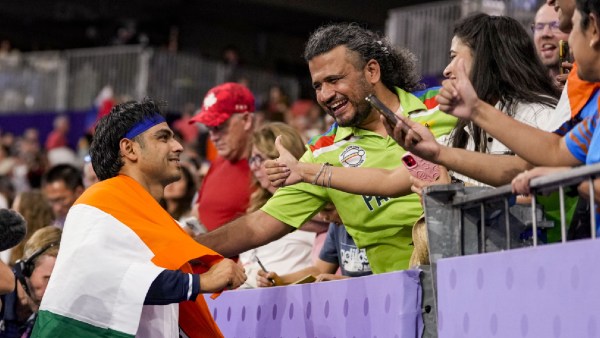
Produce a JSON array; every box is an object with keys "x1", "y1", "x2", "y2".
[
  {"x1": 531, "y1": 21, "x2": 561, "y2": 33},
  {"x1": 248, "y1": 154, "x2": 265, "y2": 167}
]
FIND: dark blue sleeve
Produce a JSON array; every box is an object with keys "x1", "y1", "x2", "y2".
[
  {"x1": 144, "y1": 270, "x2": 200, "y2": 305},
  {"x1": 318, "y1": 223, "x2": 339, "y2": 264}
]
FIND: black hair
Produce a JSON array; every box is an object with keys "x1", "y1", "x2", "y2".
[
  {"x1": 303, "y1": 22, "x2": 422, "y2": 92},
  {"x1": 42, "y1": 164, "x2": 83, "y2": 191},
  {"x1": 576, "y1": 0, "x2": 600, "y2": 29},
  {"x1": 450, "y1": 13, "x2": 561, "y2": 151},
  {"x1": 90, "y1": 98, "x2": 166, "y2": 181}
]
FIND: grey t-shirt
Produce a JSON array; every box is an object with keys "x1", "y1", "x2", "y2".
[{"x1": 319, "y1": 223, "x2": 372, "y2": 277}]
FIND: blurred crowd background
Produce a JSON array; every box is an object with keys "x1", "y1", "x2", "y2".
[{"x1": 0, "y1": 0, "x2": 545, "y2": 192}]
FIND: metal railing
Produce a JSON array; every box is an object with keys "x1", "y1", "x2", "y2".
[
  {"x1": 420, "y1": 163, "x2": 600, "y2": 337},
  {"x1": 0, "y1": 45, "x2": 300, "y2": 113},
  {"x1": 386, "y1": 1, "x2": 462, "y2": 78}
]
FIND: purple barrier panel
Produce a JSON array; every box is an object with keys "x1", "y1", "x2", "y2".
[
  {"x1": 437, "y1": 239, "x2": 600, "y2": 338},
  {"x1": 204, "y1": 269, "x2": 423, "y2": 338},
  {"x1": 0, "y1": 110, "x2": 89, "y2": 148}
]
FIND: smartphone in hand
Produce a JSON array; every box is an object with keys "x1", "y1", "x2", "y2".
[
  {"x1": 401, "y1": 152, "x2": 440, "y2": 182},
  {"x1": 365, "y1": 94, "x2": 421, "y2": 143},
  {"x1": 559, "y1": 40, "x2": 571, "y2": 75}
]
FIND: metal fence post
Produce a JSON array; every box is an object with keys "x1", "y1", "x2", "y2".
[{"x1": 136, "y1": 49, "x2": 152, "y2": 100}]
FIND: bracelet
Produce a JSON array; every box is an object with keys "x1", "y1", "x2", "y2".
[
  {"x1": 312, "y1": 162, "x2": 329, "y2": 185},
  {"x1": 326, "y1": 165, "x2": 333, "y2": 188},
  {"x1": 320, "y1": 164, "x2": 328, "y2": 187}
]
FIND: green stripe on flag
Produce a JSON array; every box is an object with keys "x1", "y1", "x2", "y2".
[{"x1": 32, "y1": 310, "x2": 134, "y2": 338}]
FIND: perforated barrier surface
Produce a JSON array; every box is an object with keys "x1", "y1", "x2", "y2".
[
  {"x1": 437, "y1": 239, "x2": 600, "y2": 337},
  {"x1": 204, "y1": 270, "x2": 423, "y2": 338}
]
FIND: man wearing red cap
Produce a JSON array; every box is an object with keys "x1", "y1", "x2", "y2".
[{"x1": 190, "y1": 82, "x2": 255, "y2": 233}]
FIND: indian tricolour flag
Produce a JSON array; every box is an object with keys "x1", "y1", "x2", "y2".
[{"x1": 32, "y1": 175, "x2": 224, "y2": 338}]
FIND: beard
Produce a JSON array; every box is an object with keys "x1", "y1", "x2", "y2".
[
  {"x1": 337, "y1": 98, "x2": 372, "y2": 127},
  {"x1": 161, "y1": 168, "x2": 182, "y2": 187},
  {"x1": 330, "y1": 75, "x2": 374, "y2": 127}
]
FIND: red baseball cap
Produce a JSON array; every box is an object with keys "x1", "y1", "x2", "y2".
[{"x1": 190, "y1": 82, "x2": 255, "y2": 126}]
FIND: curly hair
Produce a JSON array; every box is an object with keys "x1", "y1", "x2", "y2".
[
  {"x1": 90, "y1": 98, "x2": 166, "y2": 181},
  {"x1": 304, "y1": 22, "x2": 422, "y2": 92}
]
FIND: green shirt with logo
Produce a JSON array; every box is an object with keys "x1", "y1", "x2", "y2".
[{"x1": 261, "y1": 87, "x2": 457, "y2": 273}]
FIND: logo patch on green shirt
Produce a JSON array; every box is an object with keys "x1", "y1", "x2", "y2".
[{"x1": 339, "y1": 145, "x2": 366, "y2": 167}]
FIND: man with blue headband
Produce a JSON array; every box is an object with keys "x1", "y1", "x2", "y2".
[{"x1": 33, "y1": 98, "x2": 246, "y2": 338}]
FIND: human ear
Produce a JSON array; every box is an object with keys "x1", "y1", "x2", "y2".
[
  {"x1": 119, "y1": 138, "x2": 138, "y2": 161},
  {"x1": 243, "y1": 113, "x2": 254, "y2": 131},
  {"x1": 364, "y1": 59, "x2": 381, "y2": 84},
  {"x1": 590, "y1": 13, "x2": 600, "y2": 48}
]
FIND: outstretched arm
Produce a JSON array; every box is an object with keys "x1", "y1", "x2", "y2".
[
  {"x1": 144, "y1": 260, "x2": 247, "y2": 304},
  {"x1": 382, "y1": 114, "x2": 534, "y2": 187},
  {"x1": 433, "y1": 146, "x2": 533, "y2": 187},
  {"x1": 194, "y1": 210, "x2": 293, "y2": 258},
  {"x1": 434, "y1": 58, "x2": 579, "y2": 167},
  {"x1": 511, "y1": 167, "x2": 572, "y2": 195},
  {"x1": 265, "y1": 136, "x2": 413, "y2": 197},
  {"x1": 440, "y1": 147, "x2": 533, "y2": 187}
]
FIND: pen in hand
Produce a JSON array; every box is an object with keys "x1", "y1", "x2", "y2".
[{"x1": 256, "y1": 256, "x2": 276, "y2": 285}]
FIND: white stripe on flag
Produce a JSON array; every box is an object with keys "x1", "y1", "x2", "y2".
[{"x1": 40, "y1": 204, "x2": 165, "y2": 335}]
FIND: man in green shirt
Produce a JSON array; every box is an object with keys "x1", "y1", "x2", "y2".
[{"x1": 196, "y1": 23, "x2": 456, "y2": 273}]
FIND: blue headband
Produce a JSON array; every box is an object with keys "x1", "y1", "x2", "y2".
[{"x1": 124, "y1": 114, "x2": 166, "y2": 140}]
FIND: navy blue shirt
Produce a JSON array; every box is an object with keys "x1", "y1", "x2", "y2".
[{"x1": 145, "y1": 270, "x2": 200, "y2": 305}]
